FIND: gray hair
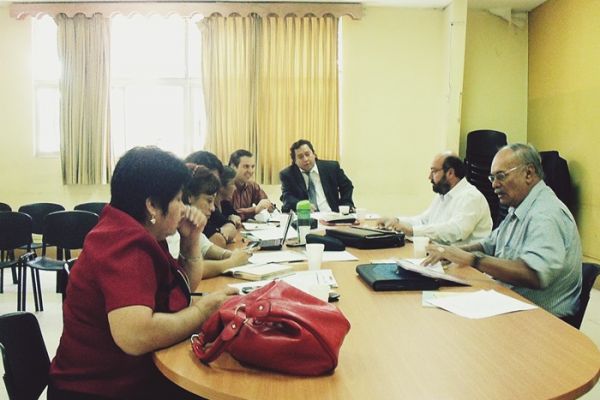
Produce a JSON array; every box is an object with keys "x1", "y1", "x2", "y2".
[{"x1": 503, "y1": 143, "x2": 544, "y2": 180}]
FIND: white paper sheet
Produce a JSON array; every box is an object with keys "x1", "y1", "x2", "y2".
[
  {"x1": 396, "y1": 258, "x2": 468, "y2": 285},
  {"x1": 426, "y1": 289, "x2": 538, "y2": 319},
  {"x1": 228, "y1": 269, "x2": 339, "y2": 293},
  {"x1": 319, "y1": 251, "x2": 358, "y2": 262},
  {"x1": 249, "y1": 250, "x2": 307, "y2": 264}
]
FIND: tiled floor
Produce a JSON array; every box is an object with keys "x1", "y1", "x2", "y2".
[{"x1": 0, "y1": 270, "x2": 599, "y2": 399}]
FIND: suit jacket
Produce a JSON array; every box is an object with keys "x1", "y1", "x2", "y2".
[{"x1": 279, "y1": 159, "x2": 354, "y2": 212}]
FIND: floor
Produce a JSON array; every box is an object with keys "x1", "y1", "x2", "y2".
[{"x1": 0, "y1": 270, "x2": 599, "y2": 399}]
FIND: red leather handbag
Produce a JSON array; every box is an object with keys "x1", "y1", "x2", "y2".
[{"x1": 191, "y1": 280, "x2": 351, "y2": 376}]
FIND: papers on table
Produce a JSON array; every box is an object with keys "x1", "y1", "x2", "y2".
[
  {"x1": 396, "y1": 258, "x2": 469, "y2": 286},
  {"x1": 223, "y1": 263, "x2": 294, "y2": 281},
  {"x1": 424, "y1": 289, "x2": 538, "y2": 319},
  {"x1": 228, "y1": 269, "x2": 338, "y2": 292},
  {"x1": 244, "y1": 225, "x2": 298, "y2": 241},
  {"x1": 249, "y1": 250, "x2": 307, "y2": 264},
  {"x1": 321, "y1": 251, "x2": 358, "y2": 262}
]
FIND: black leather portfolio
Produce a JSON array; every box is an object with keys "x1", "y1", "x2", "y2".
[{"x1": 356, "y1": 263, "x2": 467, "y2": 291}]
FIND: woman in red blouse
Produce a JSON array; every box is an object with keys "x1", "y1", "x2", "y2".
[{"x1": 48, "y1": 147, "x2": 236, "y2": 399}]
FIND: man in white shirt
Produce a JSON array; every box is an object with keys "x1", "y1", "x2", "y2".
[{"x1": 378, "y1": 152, "x2": 492, "y2": 245}]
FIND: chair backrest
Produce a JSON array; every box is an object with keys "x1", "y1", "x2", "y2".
[
  {"x1": 0, "y1": 203, "x2": 11, "y2": 213},
  {"x1": 0, "y1": 312, "x2": 50, "y2": 400},
  {"x1": 74, "y1": 202, "x2": 107, "y2": 217},
  {"x1": 465, "y1": 130, "x2": 508, "y2": 159},
  {"x1": 0, "y1": 212, "x2": 33, "y2": 252},
  {"x1": 43, "y1": 210, "x2": 99, "y2": 251},
  {"x1": 18, "y1": 203, "x2": 65, "y2": 235},
  {"x1": 569, "y1": 263, "x2": 600, "y2": 329}
]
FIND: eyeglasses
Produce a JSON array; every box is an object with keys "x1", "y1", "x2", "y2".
[{"x1": 488, "y1": 165, "x2": 526, "y2": 183}]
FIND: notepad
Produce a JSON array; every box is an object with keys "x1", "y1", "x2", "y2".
[{"x1": 225, "y1": 263, "x2": 294, "y2": 281}]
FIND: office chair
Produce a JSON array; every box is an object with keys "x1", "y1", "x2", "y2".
[
  {"x1": 562, "y1": 263, "x2": 600, "y2": 329},
  {"x1": 74, "y1": 202, "x2": 107, "y2": 217},
  {"x1": 0, "y1": 212, "x2": 32, "y2": 294},
  {"x1": 0, "y1": 203, "x2": 11, "y2": 212},
  {"x1": 20, "y1": 210, "x2": 98, "y2": 311},
  {"x1": 0, "y1": 312, "x2": 50, "y2": 400},
  {"x1": 17, "y1": 203, "x2": 65, "y2": 251}
]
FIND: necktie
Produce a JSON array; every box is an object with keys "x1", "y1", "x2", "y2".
[{"x1": 303, "y1": 171, "x2": 319, "y2": 211}]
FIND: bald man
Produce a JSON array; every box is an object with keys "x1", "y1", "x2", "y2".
[{"x1": 377, "y1": 152, "x2": 492, "y2": 245}]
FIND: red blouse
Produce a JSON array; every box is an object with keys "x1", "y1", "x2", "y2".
[{"x1": 49, "y1": 205, "x2": 190, "y2": 398}]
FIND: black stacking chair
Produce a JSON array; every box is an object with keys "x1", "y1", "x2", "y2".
[
  {"x1": 0, "y1": 312, "x2": 50, "y2": 400},
  {"x1": 74, "y1": 202, "x2": 107, "y2": 217},
  {"x1": 20, "y1": 210, "x2": 98, "y2": 311},
  {"x1": 0, "y1": 203, "x2": 13, "y2": 262},
  {"x1": 562, "y1": 263, "x2": 600, "y2": 329},
  {"x1": 17, "y1": 203, "x2": 65, "y2": 251},
  {"x1": 0, "y1": 212, "x2": 32, "y2": 294}
]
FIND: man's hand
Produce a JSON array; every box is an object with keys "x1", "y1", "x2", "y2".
[
  {"x1": 255, "y1": 199, "x2": 273, "y2": 214},
  {"x1": 421, "y1": 244, "x2": 473, "y2": 267}
]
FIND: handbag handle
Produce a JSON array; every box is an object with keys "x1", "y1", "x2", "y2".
[{"x1": 191, "y1": 304, "x2": 248, "y2": 363}]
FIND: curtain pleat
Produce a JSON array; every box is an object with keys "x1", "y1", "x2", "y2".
[
  {"x1": 201, "y1": 14, "x2": 338, "y2": 184},
  {"x1": 56, "y1": 13, "x2": 111, "y2": 184},
  {"x1": 200, "y1": 15, "x2": 258, "y2": 164}
]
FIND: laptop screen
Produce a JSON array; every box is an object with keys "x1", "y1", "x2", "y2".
[{"x1": 280, "y1": 211, "x2": 295, "y2": 242}]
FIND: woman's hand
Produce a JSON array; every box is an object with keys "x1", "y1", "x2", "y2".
[
  {"x1": 194, "y1": 287, "x2": 239, "y2": 316},
  {"x1": 226, "y1": 248, "x2": 252, "y2": 268},
  {"x1": 179, "y1": 205, "x2": 207, "y2": 258},
  {"x1": 228, "y1": 214, "x2": 242, "y2": 229}
]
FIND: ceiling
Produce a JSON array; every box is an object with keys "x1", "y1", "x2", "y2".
[{"x1": 1, "y1": 0, "x2": 548, "y2": 12}]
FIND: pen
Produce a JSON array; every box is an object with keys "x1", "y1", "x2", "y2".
[{"x1": 190, "y1": 292, "x2": 205, "y2": 296}]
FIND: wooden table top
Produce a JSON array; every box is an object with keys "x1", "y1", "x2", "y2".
[{"x1": 154, "y1": 244, "x2": 600, "y2": 400}]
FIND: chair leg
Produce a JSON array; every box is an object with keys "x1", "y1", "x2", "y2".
[
  {"x1": 18, "y1": 264, "x2": 26, "y2": 311},
  {"x1": 35, "y1": 269, "x2": 44, "y2": 312},
  {"x1": 0, "y1": 269, "x2": 3, "y2": 294},
  {"x1": 31, "y1": 269, "x2": 44, "y2": 312},
  {"x1": 11, "y1": 263, "x2": 17, "y2": 284}
]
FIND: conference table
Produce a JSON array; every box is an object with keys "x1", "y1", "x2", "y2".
[{"x1": 154, "y1": 240, "x2": 600, "y2": 399}]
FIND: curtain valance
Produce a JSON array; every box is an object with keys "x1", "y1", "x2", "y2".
[{"x1": 10, "y1": 2, "x2": 363, "y2": 20}]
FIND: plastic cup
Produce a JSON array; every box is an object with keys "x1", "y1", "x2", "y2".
[
  {"x1": 306, "y1": 243, "x2": 325, "y2": 270},
  {"x1": 412, "y1": 236, "x2": 430, "y2": 258},
  {"x1": 338, "y1": 205, "x2": 350, "y2": 215}
]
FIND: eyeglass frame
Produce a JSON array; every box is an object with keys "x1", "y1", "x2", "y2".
[{"x1": 488, "y1": 164, "x2": 527, "y2": 183}]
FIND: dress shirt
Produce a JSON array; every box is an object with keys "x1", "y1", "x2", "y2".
[
  {"x1": 301, "y1": 165, "x2": 332, "y2": 212},
  {"x1": 232, "y1": 181, "x2": 269, "y2": 221},
  {"x1": 399, "y1": 178, "x2": 492, "y2": 245},
  {"x1": 166, "y1": 231, "x2": 213, "y2": 258},
  {"x1": 481, "y1": 181, "x2": 582, "y2": 317}
]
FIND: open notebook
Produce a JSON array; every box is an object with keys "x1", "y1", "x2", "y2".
[{"x1": 224, "y1": 263, "x2": 294, "y2": 281}]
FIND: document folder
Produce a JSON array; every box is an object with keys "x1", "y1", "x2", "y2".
[{"x1": 356, "y1": 263, "x2": 468, "y2": 291}]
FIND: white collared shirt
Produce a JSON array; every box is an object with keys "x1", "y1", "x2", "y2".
[
  {"x1": 398, "y1": 178, "x2": 492, "y2": 245},
  {"x1": 300, "y1": 164, "x2": 332, "y2": 212}
]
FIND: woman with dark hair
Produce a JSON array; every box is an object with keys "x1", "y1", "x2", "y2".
[
  {"x1": 204, "y1": 166, "x2": 242, "y2": 243},
  {"x1": 168, "y1": 164, "x2": 250, "y2": 277},
  {"x1": 48, "y1": 147, "x2": 236, "y2": 400}
]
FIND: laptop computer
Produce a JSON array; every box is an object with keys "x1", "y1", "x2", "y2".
[{"x1": 257, "y1": 211, "x2": 295, "y2": 251}]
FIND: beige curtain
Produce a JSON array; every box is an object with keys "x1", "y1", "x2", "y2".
[
  {"x1": 201, "y1": 14, "x2": 339, "y2": 183},
  {"x1": 256, "y1": 15, "x2": 339, "y2": 184},
  {"x1": 55, "y1": 13, "x2": 111, "y2": 184},
  {"x1": 200, "y1": 15, "x2": 258, "y2": 164}
]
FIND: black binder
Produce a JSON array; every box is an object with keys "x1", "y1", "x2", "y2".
[{"x1": 356, "y1": 263, "x2": 467, "y2": 291}]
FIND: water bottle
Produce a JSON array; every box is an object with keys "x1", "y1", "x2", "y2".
[{"x1": 296, "y1": 200, "x2": 312, "y2": 244}]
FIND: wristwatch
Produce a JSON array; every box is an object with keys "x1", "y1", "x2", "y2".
[{"x1": 471, "y1": 254, "x2": 484, "y2": 269}]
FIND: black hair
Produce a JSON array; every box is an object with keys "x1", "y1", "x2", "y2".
[
  {"x1": 289, "y1": 139, "x2": 316, "y2": 164},
  {"x1": 442, "y1": 155, "x2": 466, "y2": 179},
  {"x1": 228, "y1": 149, "x2": 253, "y2": 168},
  {"x1": 183, "y1": 164, "x2": 221, "y2": 204},
  {"x1": 220, "y1": 166, "x2": 237, "y2": 187},
  {"x1": 184, "y1": 151, "x2": 224, "y2": 175},
  {"x1": 110, "y1": 146, "x2": 189, "y2": 223}
]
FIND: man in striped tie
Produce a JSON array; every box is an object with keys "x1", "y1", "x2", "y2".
[{"x1": 279, "y1": 139, "x2": 354, "y2": 213}]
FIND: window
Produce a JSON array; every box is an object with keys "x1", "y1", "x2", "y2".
[{"x1": 31, "y1": 14, "x2": 206, "y2": 158}]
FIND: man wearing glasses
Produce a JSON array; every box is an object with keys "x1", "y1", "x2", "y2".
[
  {"x1": 424, "y1": 144, "x2": 582, "y2": 318},
  {"x1": 377, "y1": 152, "x2": 492, "y2": 245}
]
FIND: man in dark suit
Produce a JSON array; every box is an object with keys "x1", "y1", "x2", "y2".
[{"x1": 279, "y1": 139, "x2": 354, "y2": 212}]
